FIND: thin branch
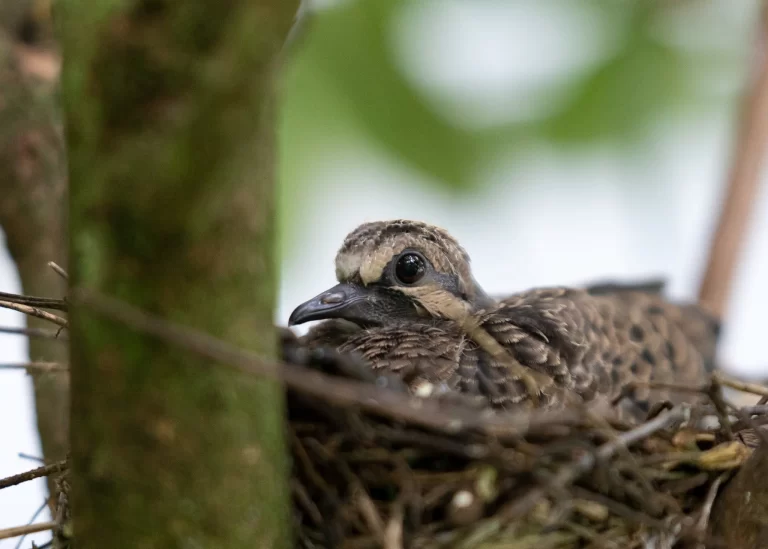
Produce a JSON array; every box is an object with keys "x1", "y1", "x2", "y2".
[
  {"x1": 47, "y1": 262, "x2": 68, "y2": 280},
  {"x1": 701, "y1": 404, "x2": 768, "y2": 417},
  {"x1": 0, "y1": 301, "x2": 68, "y2": 328},
  {"x1": 714, "y1": 371, "x2": 768, "y2": 398},
  {"x1": 17, "y1": 454, "x2": 45, "y2": 463},
  {"x1": 0, "y1": 522, "x2": 56, "y2": 541},
  {"x1": 0, "y1": 362, "x2": 68, "y2": 373},
  {"x1": 0, "y1": 326, "x2": 68, "y2": 341},
  {"x1": 724, "y1": 397, "x2": 768, "y2": 446},
  {"x1": 14, "y1": 499, "x2": 51, "y2": 549},
  {"x1": 708, "y1": 377, "x2": 735, "y2": 441},
  {"x1": 698, "y1": 4, "x2": 768, "y2": 317},
  {"x1": 694, "y1": 472, "x2": 730, "y2": 544},
  {"x1": 570, "y1": 486, "x2": 667, "y2": 530},
  {"x1": 383, "y1": 500, "x2": 404, "y2": 549},
  {"x1": 0, "y1": 460, "x2": 68, "y2": 490},
  {"x1": 0, "y1": 292, "x2": 68, "y2": 311}
]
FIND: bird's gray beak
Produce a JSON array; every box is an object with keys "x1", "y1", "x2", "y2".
[{"x1": 288, "y1": 283, "x2": 374, "y2": 326}]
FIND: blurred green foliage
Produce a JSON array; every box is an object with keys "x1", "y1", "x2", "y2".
[{"x1": 278, "y1": 0, "x2": 756, "y2": 249}]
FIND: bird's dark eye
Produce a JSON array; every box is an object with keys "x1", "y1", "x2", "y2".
[{"x1": 394, "y1": 253, "x2": 426, "y2": 285}]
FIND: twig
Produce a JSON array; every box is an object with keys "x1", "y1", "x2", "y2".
[
  {"x1": 17, "y1": 454, "x2": 44, "y2": 463},
  {"x1": 723, "y1": 397, "x2": 768, "y2": 446},
  {"x1": 499, "y1": 407, "x2": 689, "y2": 520},
  {"x1": 570, "y1": 486, "x2": 668, "y2": 530},
  {"x1": 0, "y1": 292, "x2": 68, "y2": 311},
  {"x1": 355, "y1": 486, "x2": 386, "y2": 539},
  {"x1": 0, "y1": 460, "x2": 68, "y2": 490},
  {"x1": 708, "y1": 377, "x2": 735, "y2": 440},
  {"x1": 0, "y1": 326, "x2": 68, "y2": 341},
  {"x1": 698, "y1": 3, "x2": 768, "y2": 317},
  {"x1": 700, "y1": 404, "x2": 768, "y2": 417},
  {"x1": 72, "y1": 288, "x2": 602, "y2": 438},
  {"x1": 47, "y1": 262, "x2": 68, "y2": 280},
  {"x1": 291, "y1": 480, "x2": 324, "y2": 527},
  {"x1": 14, "y1": 499, "x2": 50, "y2": 549},
  {"x1": 0, "y1": 522, "x2": 56, "y2": 541},
  {"x1": 0, "y1": 362, "x2": 68, "y2": 373},
  {"x1": 0, "y1": 301, "x2": 68, "y2": 328},
  {"x1": 695, "y1": 472, "x2": 729, "y2": 542},
  {"x1": 713, "y1": 371, "x2": 768, "y2": 398},
  {"x1": 383, "y1": 500, "x2": 404, "y2": 549}
]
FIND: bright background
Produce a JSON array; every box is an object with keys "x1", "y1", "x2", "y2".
[{"x1": 2, "y1": 0, "x2": 767, "y2": 546}]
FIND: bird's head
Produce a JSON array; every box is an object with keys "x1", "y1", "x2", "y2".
[{"x1": 289, "y1": 220, "x2": 495, "y2": 328}]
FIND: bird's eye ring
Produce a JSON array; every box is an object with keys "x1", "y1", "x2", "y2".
[{"x1": 394, "y1": 252, "x2": 426, "y2": 285}]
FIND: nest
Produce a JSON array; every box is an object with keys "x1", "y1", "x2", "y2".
[{"x1": 284, "y1": 339, "x2": 768, "y2": 549}]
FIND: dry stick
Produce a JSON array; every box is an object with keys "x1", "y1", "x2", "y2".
[
  {"x1": 708, "y1": 377, "x2": 735, "y2": 441},
  {"x1": 0, "y1": 362, "x2": 68, "y2": 373},
  {"x1": 17, "y1": 454, "x2": 44, "y2": 463},
  {"x1": 0, "y1": 291, "x2": 68, "y2": 311},
  {"x1": 0, "y1": 522, "x2": 57, "y2": 541},
  {"x1": 694, "y1": 471, "x2": 730, "y2": 546},
  {"x1": 713, "y1": 371, "x2": 768, "y2": 399},
  {"x1": 355, "y1": 487, "x2": 386, "y2": 540},
  {"x1": 0, "y1": 460, "x2": 68, "y2": 490},
  {"x1": 291, "y1": 480, "x2": 324, "y2": 527},
  {"x1": 0, "y1": 326, "x2": 68, "y2": 340},
  {"x1": 698, "y1": 6, "x2": 768, "y2": 317},
  {"x1": 499, "y1": 406, "x2": 689, "y2": 521},
  {"x1": 570, "y1": 486, "x2": 668, "y2": 531},
  {"x1": 626, "y1": 379, "x2": 768, "y2": 416},
  {"x1": 729, "y1": 404, "x2": 768, "y2": 416},
  {"x1": 723, "y1": 396, "x2": 768, "y2": 446},
  {"x1": 47, "y1": 261, "x2": 68, "y2": 280},
  {"x1": 0, "y1": 301, "x2": 68, "y2": 328},
  {"x1": 13, "y1": 499, "x2": 51, "y2": 549},
  {"x1": 383, "y1": 501, "x2": 404, "y2": 549},
  {"x1": 71, "y1": 288, "x2": 595, "y2": 439}
]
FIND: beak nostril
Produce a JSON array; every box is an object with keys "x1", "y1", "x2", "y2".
[
  {"x1": 320, "y1": 292, "x2": 345, "y2": 305},
  {"x1": 289, "y1": 283, "x2": 367, "y2": 326}
]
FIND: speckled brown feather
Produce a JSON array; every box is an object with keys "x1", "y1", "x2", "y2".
[
  {"x1": 477, "y1": 287, "x2": 719, "y2": 413},
  {"x1": 338, "y1": 323, "x2": 468, "y2": 395},
  {"x1": 302, "y1": 288, "x2": 718, "y2": 417}
]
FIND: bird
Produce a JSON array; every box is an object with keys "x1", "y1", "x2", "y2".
[{"x1": 288, "y1": 220, "x2": 720, "y2": 416}]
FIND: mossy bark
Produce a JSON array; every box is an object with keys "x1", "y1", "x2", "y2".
[{"x1": 59, "y1": 1, "x2": 298, "y2": 547}]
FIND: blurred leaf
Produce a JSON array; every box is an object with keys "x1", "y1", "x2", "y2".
[
  {"x1": 285, "y1": 0, "x2": 479, "y2": 190},
  {"x1": 540, "y1": 6, "x2": 692, "y2": 144}
]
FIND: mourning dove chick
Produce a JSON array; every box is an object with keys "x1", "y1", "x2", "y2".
[{"x1": 289, "y1": 220, "x2": 719, "y2": 414}]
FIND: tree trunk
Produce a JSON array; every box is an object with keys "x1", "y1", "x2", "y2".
[
  {"x1": 0, "y1": 18, "x2": 69, "y2": 481},
  {"x1": 59, "y1": 0, "x2": 298, "y2": 546}
]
